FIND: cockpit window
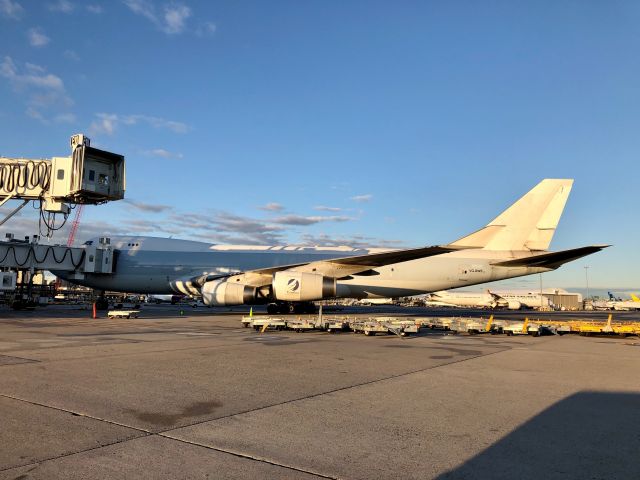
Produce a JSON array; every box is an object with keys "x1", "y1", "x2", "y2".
[{"x1": 83, "y1": 240, "x2": 93, "y2": 246}]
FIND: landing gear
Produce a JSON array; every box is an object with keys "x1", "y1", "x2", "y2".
[
  {"x1": 266, "y1": 302, "x2": 316, "y2": 315},
  {"x1": 95, "y1": 291, "x2": 109, "y2": 311}
]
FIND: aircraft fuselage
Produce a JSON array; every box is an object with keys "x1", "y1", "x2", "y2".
[{"x1": 54, "y1": 237, "x2": 549, "y2": 299}]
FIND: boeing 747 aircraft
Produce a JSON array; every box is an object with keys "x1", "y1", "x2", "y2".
[{"x1": 54, "y1": 179, "x2": 608, "y2": 314}]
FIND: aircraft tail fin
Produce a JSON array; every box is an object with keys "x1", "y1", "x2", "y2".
[
  {"x1": 449, "y1": 179, "x2": 573, "y2": 251},
  {"x1": 631, "y1": 294, "x2": 640, "y2": 302}
]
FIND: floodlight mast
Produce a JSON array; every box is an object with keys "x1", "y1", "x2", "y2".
[{"x1": 0, "y1": 134, "x2": 126, "y2": 235}]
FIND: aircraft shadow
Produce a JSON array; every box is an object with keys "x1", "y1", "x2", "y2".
[{"x1": 436, "y1": 391, "x2": 640, "y2": 480}]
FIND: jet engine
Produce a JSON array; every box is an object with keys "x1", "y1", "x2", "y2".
[
  {"x1": 507, "y1": 300, "x2": 522, "y2": 310},
  {"x1": 202, "y1": 279, "x2": 256, "y2": 306},
  {"x1": 272, "y1": 271, "x2": 336, "y2": 302}
]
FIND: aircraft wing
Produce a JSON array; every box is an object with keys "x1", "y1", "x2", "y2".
[
  {"x1": 492, "y1": 245, "x2": 610, "y2": 269},
  {"x1": 283, "y1": 245, "x2": 462, "y2": 276},
  {"x1": 195, "y1": 245, "x2": 464, "y2": 288}
]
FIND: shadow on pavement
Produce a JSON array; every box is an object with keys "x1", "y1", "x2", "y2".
[{"x1": 437, "y1": 391, "x2": 640, "y2": 480}]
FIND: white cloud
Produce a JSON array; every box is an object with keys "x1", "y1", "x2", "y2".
[
  {"x1": 63, "y1": 49, "x2": 80, "y2": 61},
  {"x1": 300, "y1": 233, "x2": 404, "y2": 249},
  {"x1": 271, "y1": 215, "x2": 353, "y2": 226},
  {"x1": 165, "y1": 210, "x2": 357, "y2": 245},
  {"x1": 123, "y1": 0, "x2": 155, "y2": 22},
  {"x1": 124, "y1": 199, "x2": 173, "y2": 213},
  {"x1": 196, "y1": 21, "x2": 216, "y2": 37},
  {"x1": 2, "y1": 200, "x2": 377, "y2": 247},
  {"x1": 48, "y1": 0, "x2": 74, "y2": 13},
  {"x1": 314, "y1": 205, "x2": 342, "y2": 212},
  {"x1": 0, "y1": 57, "x2": 64, "y2": 90},
  {"x1": 143, "y1": 148, "x2": 184, "y2": 159},
  {"x1": 27, "y1": 28, "x2": 50, "y2": 47},
  {"x1": 54, "y1": 112, "x2": 76, "y2": 123},
  {"x1": 86, "y1": 4, "x2": 103, "y2": 14},
  {"x1": 169, "y1": 211, "x2": 287, "y2": 245},
  {"x1": 259, "y1": 203, "x2": 285, "y2": 212},
  {"x1": 0, "y1": 56, "x2": 73, "y2": 122},
  {"x1": 89, "y1": 113, "x2": 189, "y2": 136},
  {"x1": 136, "y1": 114, "x2": 188, "y2": 133},
  {"x1": 26, "y1": 107, "x2": 45, "y2": 122},
  {"x1": 0, "y1": 58, "x2": 64, "y2": 90},
  {"x1": 89, "y1": 113, "x2": 117, "y2": 135},
  {"x1": 0, "y1": 0, "x2": 23, "y2": 19},
  {"x1": 350, "y1": 194, "x2": 373, "y2": 203},
  {"x1": 123, "y1": 0, "x2": 192, "y2": 35},
  {"x1": 26, "y1": 106, "x2": 76, "y2": 125},
  {"x1": 162, "y1": 3, "x2": 190, "y2": 34}
]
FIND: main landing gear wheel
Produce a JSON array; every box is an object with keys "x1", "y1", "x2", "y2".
[{"x1": 266, "y1": 302, "x2": 317, "y2": 315}]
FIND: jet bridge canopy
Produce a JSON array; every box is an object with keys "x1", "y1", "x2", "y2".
[
  {"x1": 50, "y1": 144, "x2": 125, "y2": 204},
  {"x1": 1, "y1": 134, "x2": 125, "y2": 205},
  {"x1": 0, "y1": 134, "x2": 126, "y2": 235}
]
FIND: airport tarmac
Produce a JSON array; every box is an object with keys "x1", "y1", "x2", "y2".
[{"x1": 0, "y1": 305, "x2": 638, "y2": 479}]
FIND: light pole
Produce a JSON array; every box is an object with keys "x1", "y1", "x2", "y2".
[
  {"x1": 584, "y1": 266, "x2": 590, "y2": 302},
  {"x1": 539, "y1": 273, "x2": 544, "y2": 309}
]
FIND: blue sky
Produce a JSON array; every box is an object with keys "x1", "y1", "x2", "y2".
[{"x1": 0, "y1": 1, "x2": 638, "y2": 291}]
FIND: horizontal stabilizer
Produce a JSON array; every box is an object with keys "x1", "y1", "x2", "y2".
[{"x1": 492, "y1": 245, "x2": 609, "y2": 269}]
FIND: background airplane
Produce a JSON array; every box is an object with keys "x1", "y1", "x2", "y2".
[
  {"x1": 426, "y1": 289, "x2": 551, "y2": 310},
  {"x1": 54, "y1": 179, "x2": 607, "y2": 314},
  {"x1": 605, "y1": 292, "x2": 640, "y2": 311}
]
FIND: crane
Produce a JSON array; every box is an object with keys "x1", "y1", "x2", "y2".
[
  {"x1": 67, "y1": 204, "x2": 85, "y2": 247},
  {"x1": 54, "y1": 204, "x2": 84, "y2": 295}
]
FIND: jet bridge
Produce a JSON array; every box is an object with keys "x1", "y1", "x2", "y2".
[
  {"x1": 0, "y1": 234, "x2": 116, "y2": 308},
  {"x1": 1, "y1": 134, "x2": 125, "y2": 303},
  {"x1": 0, "y1": 134, "x2": 125, "y2": 233},
  {"x1": 0, "y1": 235, "x2": 114, "y2": 276}
]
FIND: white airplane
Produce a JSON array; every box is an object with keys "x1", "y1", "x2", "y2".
[
  {"x1": 54, "y1": 179, "x2": 607, "y2": 314},
  {"x1": 426, "y1": 289, "x2": 551, "y2": 310},
  {"x1": 357, "y1": 298, "x2": 395, "y2": 306},
  {"x1": 605, "y1": 292, "x2": 640, "y2": 311},
  {"x1": 426, "y1": 290, "x2": 503, "y2": 309},
  {"x1": 146, "y1": 294, "x2": 185, "y2": 304},
  {"x1": 490, "y1": 291, "x2": 553, "y2": 309}
]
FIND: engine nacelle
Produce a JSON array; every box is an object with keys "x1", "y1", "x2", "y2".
[
  {"x1": 272, "y1": 271, "x2": 336, "y2": 302},
  {"x1": 507, "y1": 300, "x2": 522, "y2": 310},
  {"x1": 202, "y1": 279, "x2": 256, "y2": 306}
]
